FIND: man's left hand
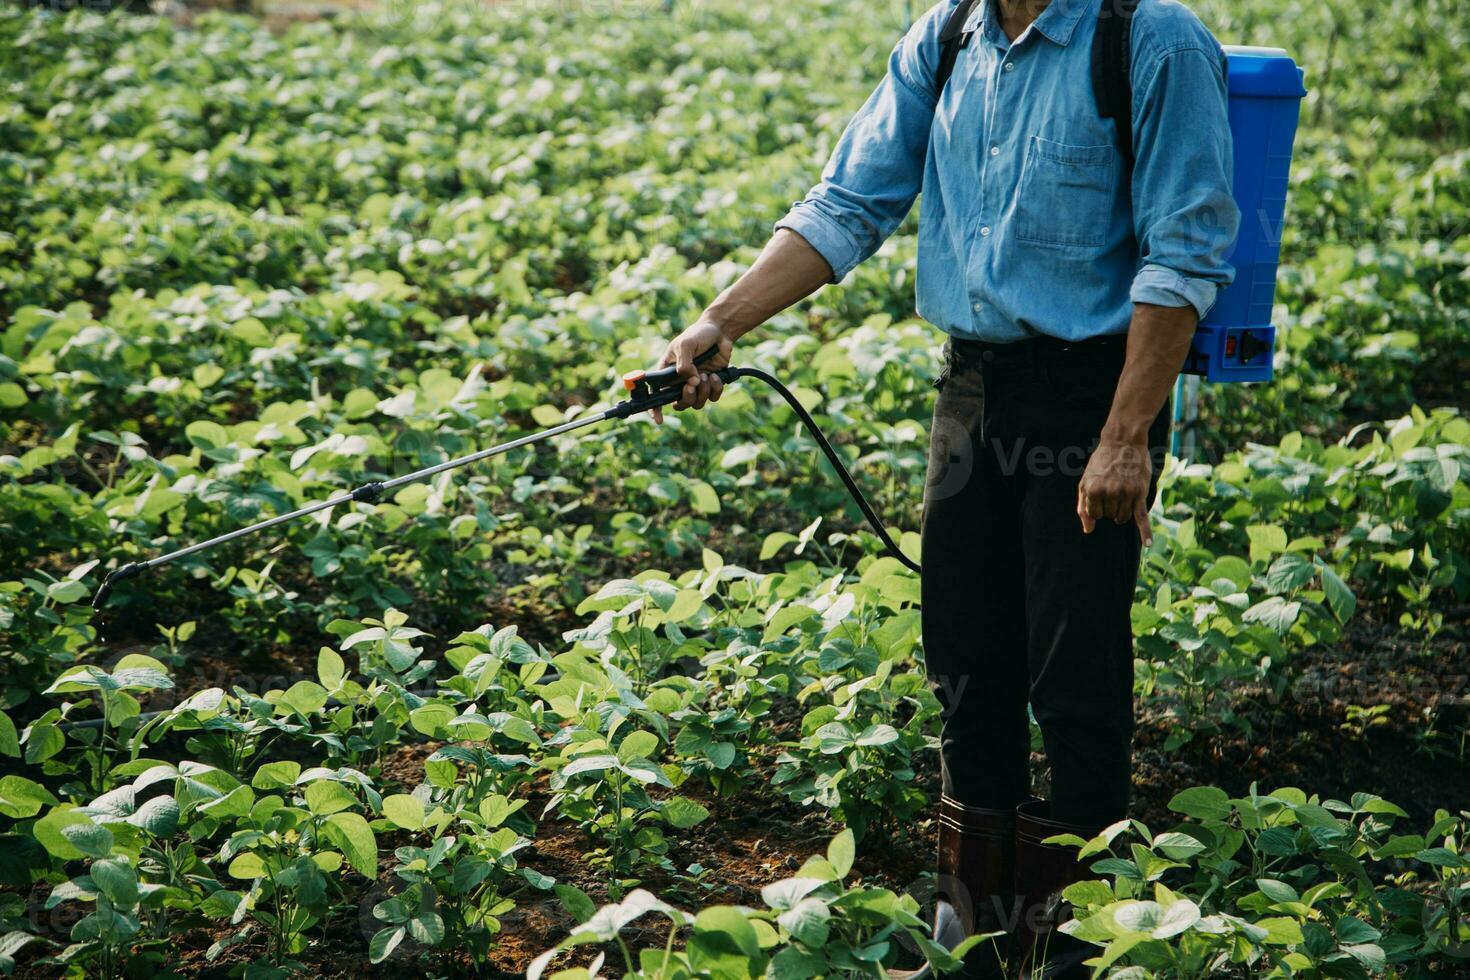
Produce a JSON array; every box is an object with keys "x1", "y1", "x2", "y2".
[{"x1": 1078, "y1": 438, "x2": 1155, "y2": 547}]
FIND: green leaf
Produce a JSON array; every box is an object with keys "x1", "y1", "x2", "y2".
[
  {"x1": 1201, "y1": 556, "x2": 1251, "y2": 591},
  {"x1": 231, "y1": 316, "x2": 273, "y2": 347},
  {"x1": 618, "y1": 758, "x2": 673, "y2": 787},
  {"x1": 317, "y1": 647, "x2": 346, "y2": 689},
  {"x1": 185, "y1": 420, "x2": 231, "y2": 451},
  {"x1": 855, "y1": 724, "x2": 899, "y2": 747},
  {"x1": 23, "y1": 724, "x2": 64, "y2": 764},
  {"x1": 1264, "y1": 554, "x2": 1316, "y2": 593},
  {"x1": 827, "y1": 829, "x2": 855, "y2": 880},
  {"x1": 814, "y1": 722, "x2": 854, "y2": 754},
  {"x1": 199, "y1": 785, "x2": 254, "y2": 819},
  {"x1": 369, "y1": 925, "x2": 406, "y2": 964},
  {"x1": 46, "y1": 580, "x2": 88, "y2": 605},
  {"x1": 662, "y1": 796, "x2": 710, "y2": 829},
  {"x1": 0, "y1": 711, "x2": 17, "y2": 758},
  {"x1": 1319, "y1": 564, "x2": 1356, "y2": 621},
  {"x1": 767, "y1": 946, "x2": 824, "y2": 980},
  {"x1": 325, "y1": 812, "x2": 377, "y2": 877},
  {"x1": 1243, "y1": 596, "x2": 1302, "y2": 634},
  {"x1": 407, "y1": 908, "x2": 445, "y2": 945},
  {"x1": 689, "y1": 905, "x2": 762, "y2": 973},
  {"x1": 252, "y1": 761, "x2": 302, "y2": 791},
  {"x1": 305, "y1": 780, "x2": 356, "y2": 816},
  {"x1": 1342, "y1": 942, "x2": 1387, "y2": 972},
  {"x1": 761, "y1": 877, "x2": 828, "y2": 912},
  {"x1": 1150, "y1": 832, "x2": 1206, "y2": 860},
  {"x1": 1256, "y1": 878, "x2": 1299, "y2": 904},
  {"x1": 409, "y1": 702, "x2": 455, "y2": 737},
  {"x1": 760, "y1": 532, "x2": 798, "y2": 561},
  {"x1": 706, "y1": 742, "x2": 737, "y2": 769},
  {"x1": 0, "y1": 930, "x2": 37, "y2": 971},
  {"x1": 720, "y1": 443, "x2": 761, "y2": 469},
  {"x1": 127, "y1": 795, "x2": 180, "y2": 837},
  {"x1": 1062, "y1": 880, "x2": 1114, "y2": 909},
  {"x1": 1370, "y1": 835, "x2": 1424, "y2": 860},
  {"x1": 688, "y1": 480, "x2": 721, "y2": 514},
  {"x1": 1246, "y1": 524, "x2": 1288, "y2": 562},
  {"x1": 560, "y1": 754, "x2": 619, "y2": 781},
  {"x1": 0, "y1": 775, "x2": 58, "y2": 819},
  {"x1": 1112, "y1": 899, "x2": 1165, "y2": 934},
  {"x1": 278, "y1": 680, "x2": 329, "y2": 718},
  {"x1": 777, "y1": 897, "x2": 831, "y2": 947},
  {"x1": 555, "y1": 883, "x2": 597, "y2": 924},
  {"x1": 763, "y1": 604, "x2": 817, "y2": 642},
  {"x1": 663, "y1": 589, "x2": 704, "y2": 623},
  {"x1": 382, "y1": 794, "x2": 425, "y2": 831},
  {"x1": 1415, "y1": 847, "x2": 1470, "y2": 868},
  {"x1": 90, "y1": 858, "x2": 139, "y2": 906},
  {"x1": 227, "y1": 851, "x2": 267, "y2": 880},
  {"x1": 1335, "y1": 915, "x2": 1381, "y2": 944},
  {"x1": 1255, "y1": 916, "x2": 1304, "y2": 945},
  {"x1": 34, "y1": 809, "x2": 114, "y2": 860},
  {"x1": 617, "y1": 730, "x2": 659, "y2": 764}
]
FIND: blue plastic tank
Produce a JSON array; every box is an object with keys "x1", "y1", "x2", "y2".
[{"x1": 1185, "y1": 45, "x2": 1308, "y2": 382}]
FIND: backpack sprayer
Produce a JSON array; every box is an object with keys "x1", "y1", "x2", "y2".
[
  {"x1": 89, "y1": 349, "x2": 919, "y2": 610},
  {"x1": 1172, "y1": 43, "x2": 1307, "y2": 456}
]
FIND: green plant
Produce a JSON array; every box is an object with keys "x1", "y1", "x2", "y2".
[
  {"x1": 528, "y1": 830, "x2": 986, "y2": 979},
  {"x1": 1055, "y1": 786, "x2": 1470, "y2": 978},
  {"x1": 1341, "y1": 703, "x2": 1391, "y2": 742},
  {"x1": 546, "y1": 724, "x2": 710, "y2": 896},
  {"x1": 212, "y1": 770, "x2": 378, "y2": 967}
]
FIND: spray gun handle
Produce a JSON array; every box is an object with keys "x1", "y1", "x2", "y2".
[
  {"x1": 607, "y1": 359, "x2": 741, "y2": 420},
  {"x1": 622, "y1": 344, "x2": 723, "y2": 394}
]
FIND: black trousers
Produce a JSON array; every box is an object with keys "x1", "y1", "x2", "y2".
[{"x1": 920, "y1": 334, "x2": 1169, "y2": 828}]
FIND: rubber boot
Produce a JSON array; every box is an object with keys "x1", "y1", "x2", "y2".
[
  {"x1": 1012, "y1": 799, "x2": 1107, "y2": 980},
  {"x1": 890, "y1": 797, "x2": 1016, "y2": 980}
]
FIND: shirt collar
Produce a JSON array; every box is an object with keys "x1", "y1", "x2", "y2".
[{"x1": 977, "y1": 0, "x2": 1091, "y2": 47}]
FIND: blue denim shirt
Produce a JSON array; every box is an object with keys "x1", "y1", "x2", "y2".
[{"x1": 776, "y1": 0, "x2": 1239, "y2": 342}]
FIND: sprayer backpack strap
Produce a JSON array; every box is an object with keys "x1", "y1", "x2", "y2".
[
  {"x1": 1091, "y1": 0, "x2": 1140, "y2": 167},
  {"x1": 932, "y1": 0, "x2": 1137, "y2": 168},
  {"x1": 935, "y1": 0, "x2": 981, "y2": 94}
]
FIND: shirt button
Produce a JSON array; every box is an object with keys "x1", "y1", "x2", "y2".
[
  {"x1": 1004, "y1": 61, "x2": 1016, "y2": 72},
  {"x1": 990, "y1": 146, "x2": 1000, "y2": 156},
  {"x1": 980, "y1": 226, "x2": 992, "y2": 237},
  {"x1": 982, "y1": 350, "x2": 995, "y2": 362},
  {"x1": 972, "y1": 301, "x2": 982, "y2": 313}
]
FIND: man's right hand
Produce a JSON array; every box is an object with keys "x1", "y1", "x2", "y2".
[
  {"x1": 649, "y1": 319, "x2": 734, "y2": 424},
  {"x1": 643, "y1": 227, "x2": 834, "y2": 423}
]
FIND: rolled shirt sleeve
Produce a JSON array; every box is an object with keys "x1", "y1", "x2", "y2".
[
  {"x1": 774, "y1": 4, "x2": 946, "y2": 282},
  {"x1": 1130, "y1": 262, "x2": 1223, "y2": 319},
  {"x1": 1128, "y1": 40, "x2": 1239, "y2": 319}
]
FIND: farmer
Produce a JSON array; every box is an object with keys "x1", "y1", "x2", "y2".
[{"x1": 649, "y1": 0, "x2": 1237, "y2": 975}]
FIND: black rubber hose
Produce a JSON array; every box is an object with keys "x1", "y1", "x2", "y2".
[{"x1": 730, "y1": 366, "x2": 920, "y2": 574}]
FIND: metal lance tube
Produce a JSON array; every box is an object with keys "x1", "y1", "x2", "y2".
[{"x1": 89, "y1": 348, "x2": 921, "y2": 609}]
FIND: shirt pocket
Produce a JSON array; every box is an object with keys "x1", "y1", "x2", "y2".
[{"x1": 1014, "y1": 136, "x2": 1116, "y2": 250}]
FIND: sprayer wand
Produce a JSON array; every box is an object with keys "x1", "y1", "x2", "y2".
[{"x1": 90, "y1": 348, "x2": 919, "y2": 608}]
